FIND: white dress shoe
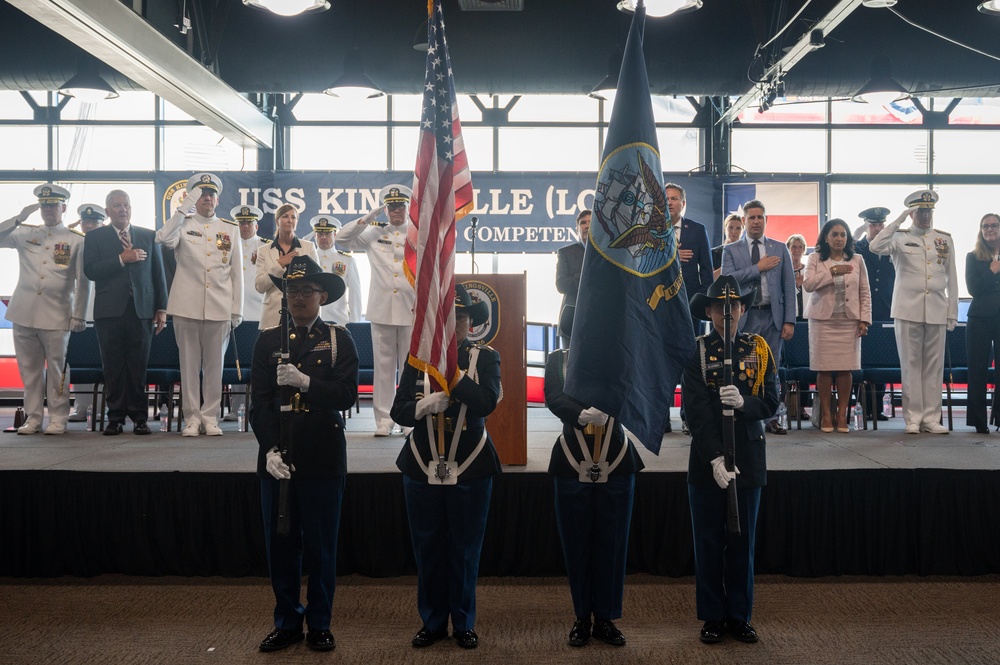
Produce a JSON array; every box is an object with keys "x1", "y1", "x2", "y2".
[
  {"x1": 17, "y1": 419, "x2": 42, "y2": 435},
  {"x1": 203, "y1": 422, "x2": 223, "y2": 436},
  {"x1": 374, "y1": 423, "x2": 391, "y2": 437},
  {"x1": 44, "y1": 421, "x2": 67, "y2": 435},
  {"x1": 921, "y1": 422, "x2": 949, "y2": 434},
  {"x1": 904, "y1": 423, "x2": 920, "y2": 434},
  {"x1": 402, "y1": 426, "x2": 413, "y2": 437},
  {"x1": 67, "y1": 408, "x2": 90, "y2": 423},
  {"x1": 182, "y1": 422, "x2": 201, "y2": 437}
]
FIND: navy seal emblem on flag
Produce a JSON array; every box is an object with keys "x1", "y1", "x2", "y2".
[{"x1": 460, "y1": 280, "x2": 499, "y2": 346}]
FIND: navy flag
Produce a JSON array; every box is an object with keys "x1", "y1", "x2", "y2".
[{"x1": 563, "y1": 0, "x2": 696, "y2": 454}]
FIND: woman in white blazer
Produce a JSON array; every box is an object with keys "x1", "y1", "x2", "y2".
[
  {"x1": 255, "y1": 203, "x2": 318, "y2": 330},
  {"x1": 803, "y1": 219, "x2": 872, "y2": 433}
]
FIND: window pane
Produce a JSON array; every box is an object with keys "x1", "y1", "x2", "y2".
[
  {"x1": 830, "y1": 129, "x2": 928, "y2": 174},
  {"x1": 391, "y1": 94, "x2": 423, "y2": 121},
  {"x1": 652, "y1": 96, "x2": 698, "y2": 123},
  {"x1": 830, "y1": 98, "x2": 925, "y2": 124},
  {"x1": 293, "y1": 93, "x2": 388, "y2": 122},
  {"x1": 657, "y1": 128, "x2": 700, "y2": 171},
  {"x1": 0, "y1": 91, "x2": 36, "y2": 120},
  {"x1": 161, "y1": 98, "x2": 195, "y2": 121},
  {"x1": 731, "y1": 128, "x2": 827, "y2": 172},
  {"x1": 463, "y1": 127, "x2": 494, "y2": 172},
  {"x1": 162, "y1": 125, "x2": 257, "y2": 171},
  {"x1": 828, "y1": 183, "x2": 923, "y2": 234},
  {"x1": 64, "y1": 182, "x2": 156, "y2": 230},
  {"x1": 61, "y1": 91, "x2": 156, "y2": 121},
  {"x1": 56, "y1": 126, "x2": 154, "y2": 170},
  {"x1": 392, "y1": 126, "x2": 419, "y2": 172},
  {"x1": 498, "y1": 128, "x2": 597, "y2": 171},
  {"x1": 933, "y1": 130, "x2": 1000, "y2": 175},
  {"x1": 507, "y1": 95, "x2": 599, "y2": 122},
  {"x1": 737, "y1": 97, "x2": 828, "y2": 124},
  {"x1": 289, "y1": 126, "x2": 387, "y2": 170},
  {"x1": 0, "y1": 127, "x2": 48, "y2": 170},
  {"x1": 949, "y1": 98, "x2": 1000, "y2": 125},
  {"x1": 495, "y1": 253, "x2": 558, "y2": 323}
]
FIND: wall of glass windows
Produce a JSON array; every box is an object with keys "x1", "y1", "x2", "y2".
[{"x1": 2, "y1": 91, "x2": 999, "y2": 323}]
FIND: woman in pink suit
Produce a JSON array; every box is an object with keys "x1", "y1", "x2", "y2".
[{"x1": 803, "y1": 219, "x2": 872, "y2": 433}]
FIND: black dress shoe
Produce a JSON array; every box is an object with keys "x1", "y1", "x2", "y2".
[
  {"x1": 411, "y1": 626, "x2": 448, "y2": 648},
  {"x1": 103, "y1": 422, "x2": 124, "y2": 436},
  {"x1": 591, "y1": 619, "x2": 625, "y2": 646},
  {"x1": 725, "y1": 619, "x2": 759, "y2": 643},
  {"x1": 699, "y1": 620, "x2": 725, "y2": 644},
  {"x1": 877, "y1": 413, "x2": 889, "y2": 421},
  {"x1": 133, "y1": 421, "x2": 151, "y2": 435},
  {"x1": 975, "y1": 425, "x2": 990, "y2": 434},
  {"x1": 663, "y1": 420, "x2": 672, "y2": 433},
  {"x1": 305, "y1": 629, "x2": 335, "y2": 651},
  {"x1": 765, "y1": 419, "x2": 787, "y2": 435},
  {"x1": 568, "y1": 618, "x2": 591, "y2": 647},
  {"x1": 454, "y1": 630, "x2": 478, "y2": 649},
  {"x1": 258, "y1": 628, "x2": 304, "y2": 652}
]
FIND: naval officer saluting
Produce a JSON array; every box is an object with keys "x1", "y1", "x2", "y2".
[
  {"x1": 155, "y1": 172, "x2": 243, "y2": 436},
  {"x1": 0, "y1": 184, "x2": 90, "y2": 435},
  {"x1": 311, "y1": 216, "x2": 362, "y2": 325}
]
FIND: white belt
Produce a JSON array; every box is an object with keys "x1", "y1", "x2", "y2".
[{"x1": 559, "y1": 416, "x2": 628, "y2": 484}]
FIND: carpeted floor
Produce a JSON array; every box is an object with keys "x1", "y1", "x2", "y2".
[{"x1": 1, "y1": 574, "x2": 997, "y2": 664}]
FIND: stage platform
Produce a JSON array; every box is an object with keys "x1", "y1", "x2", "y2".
[{"x1": 3, "y1": 404, "x2": 1000, "y2": 579}]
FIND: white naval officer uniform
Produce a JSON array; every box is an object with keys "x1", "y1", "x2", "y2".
[
  {"x1": 316, "y1": 246, "x2": 362, "y2": 324},
  {"x1": 869, "y1": 216, "x2": 958, "y2": 430},
  {"x1": 254, "y1": 237, "x2": 318, "y2": 330},
  {"x1": 156, "y1": 210, "x2": 243, "y2": 429},
  {"x1": 241, "y1": 235, "x2": 268, "y2": 323},
  {"x1": 0, "y1": 216, "x2": 90, "y2": 430},
  {"x1": 335, "y1": 218, "x2": 414, "y2": 430}
]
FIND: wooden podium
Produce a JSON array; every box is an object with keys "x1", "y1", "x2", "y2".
[{"x1": 457, "y1": 273, "x2": 527, "y2": 465}]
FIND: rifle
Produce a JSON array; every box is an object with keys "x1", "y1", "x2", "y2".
[
  {"x1": 276, "y1": 276, "x2": 296, "y2": 536},
  {"x1": 722, "y1": 284, "x2": 741, "y2": 536}
]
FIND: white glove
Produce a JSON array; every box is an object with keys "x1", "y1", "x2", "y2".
[
  {"x1": 232, "y1": 315, "x2": 243, "y2": 328},
  {"x1": 719, "y1": 385, "x2": 745, "y2": 410},
  {"x1": 415, "y1": 391, "x2": 450, "y2": 419},
  {"x1": 947, "y1": 319, "x2": 957, "y2": 332},
  {"x1": 70, "y1": 318, "x2": 86, "y2": 333},
  {"x1": 276, "y1": 363, "x2": 310, "y2": 391},
  {"x1": 265, "y1": 449, "x2": 292, "y2": 480},
  {"x1": 892, "y1": 207, "x2": 915, "y2": 226},
  {"x1": 16, "y1": 203, "x2": 40, "y2": 224},
  {"x1": 178, "y1": 193, "x2": 198, "y2": 215},
  {"x1": 578, "y1": 406, "x2": 609, "y2": 426},
  {"x1": 710, "y1": 455, "x2": 739, "y2": 490}
]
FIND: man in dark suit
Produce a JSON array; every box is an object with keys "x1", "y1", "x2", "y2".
[
  {"x1": 555, "y1": 209, "x2": 590, "y2": 347},
  {"x1": 721, "y1": 199, "x2": 796, "y2": 435},
  {"x1": 83, "y1": 190, "x2": 168, "y2": 435},
  {"x1": 665, "y1": 183, "x2": 714, "y2": 434}
]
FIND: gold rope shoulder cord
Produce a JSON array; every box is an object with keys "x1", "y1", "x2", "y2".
[{"x1": 750, "y1": 334, "x2": 770, "y2": 398}]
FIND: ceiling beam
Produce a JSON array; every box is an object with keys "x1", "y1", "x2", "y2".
[
  {"x1": 720, "y1": 0, "x2": 865, "y2": 124},
  {"x1": 6, "y1": 0, "x2": 273, "y2": 149}
]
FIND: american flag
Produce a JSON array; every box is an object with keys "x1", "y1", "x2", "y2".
[{"x1": 405, "y1": 0, "x2": 474, "y2": 393}]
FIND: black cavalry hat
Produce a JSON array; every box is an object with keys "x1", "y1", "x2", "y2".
[
  {"x1": 689, "y1": 275, "x2": 756, "y2": 321},
  {"x1": 455, "y1": 283, "x2": 489, "y2": 327},
  {"x1": 270, "y1": 254, "x2": 346, "y2": 303}
]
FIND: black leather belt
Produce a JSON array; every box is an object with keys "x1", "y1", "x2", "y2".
[{"x1": 750, "y1": 304, "x2": 770, "y2": 310}]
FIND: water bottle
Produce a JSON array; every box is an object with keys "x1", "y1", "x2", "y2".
[
  {"x1": 882, "y1": 393, "x2": 892, "y2": 418},
  {"x1": 237, "y1": 404, "x2": 246, "y2": 432},
  {"x1": 158, "y1": 404, "x2": 169, "y2": 432},
  {"x1": 86, "y1": 405, "x2": 92, "y2": 431},
  {"x1": 853, "y1": 403, "x2": 864, "y2": 431},
  {"x1": 777, "y1": 402, "x2": 788, "y2": 430}
]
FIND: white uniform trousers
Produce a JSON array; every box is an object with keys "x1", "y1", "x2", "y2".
[
  {"x1": 894, "y1": 319, "x2": 946, "y2": 428},
  {"x1": 173, "y1": 316, "x2": 230, "y2": 427},
  {"x1": 371, "y1": 322, "x2": 411, "y2": 427},
  {"x1": 13, "y1": 324, "x2": 71, "y2": 426}
]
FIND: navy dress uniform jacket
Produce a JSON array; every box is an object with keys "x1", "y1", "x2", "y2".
[
  {"x1": 392, "y1": 339, "x2": 502, "y2": 482},
  {"x1": 682, "y1": 330, "x2": 780, "y2": 488},
  {"x1": 250, "y1": 321, "x2": 359, "y2": 478},
  {"x1": 856, "y1": 236, "x2": 895, "y2": 321}
]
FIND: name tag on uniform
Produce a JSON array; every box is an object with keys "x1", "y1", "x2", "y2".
[
  {"x1": 904, "y1": 242, "x2": 920, "y2": 247},
  {"x1": 706, "y1": 361, "x2": 723, "y2": 370},
  {"x1": 26, "y1": 239, "x2": 41, "y2": 246},
  {"x1": 187, "y1": 230, "x2": 203, "y2": 237},
  {"x1": 376, "y1": 238, "x2": 392, "y2": 245}
]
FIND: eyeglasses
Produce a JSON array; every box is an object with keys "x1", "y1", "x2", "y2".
[
  {"x1": 286, "y1": 286, "x2": 322, "y2": 297},
  {"x1": 386, "y1": 202, "x2": 406, "y2": 211},
  {"x1": 982, "y1": 224, "x2": 1000, "y2": 231}
]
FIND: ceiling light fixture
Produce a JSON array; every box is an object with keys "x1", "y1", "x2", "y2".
[
  {"x1": 860, "y1": 0, "x2": 898, "y2": 7},
  {"x1": 324, "y1": 50, "x2": 384, "y2": 100},
  {"x1": 412, "y1": 18, "x2": 429, "y2": 52},
  {"x1": 616, "y1": 0, "x2": 703, "y2": 18},
  {"x1": 978, "y1": 1, "x2": 1000, "y2": 14},
  {"x1": 242, "y1": 0, "x2": 329, "y2": 17},
  {"x1": 57, "y1": 60, "x2": 119, "y2": 103},
  {"x1": 851, "y1": 55, "x2": 910, "y2": 105}
]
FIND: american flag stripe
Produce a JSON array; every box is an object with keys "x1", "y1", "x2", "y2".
[{"x1": 405, "y1": 0, "x2": 472, "y2": 393}]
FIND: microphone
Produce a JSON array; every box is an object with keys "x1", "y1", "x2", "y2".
[{"x1": 470, "y1": 216, "x2": 479, "y2": 228}]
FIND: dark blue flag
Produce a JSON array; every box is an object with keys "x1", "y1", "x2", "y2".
[{"x1": 563, "y1": 1, "x2": 696, "y2": 455}]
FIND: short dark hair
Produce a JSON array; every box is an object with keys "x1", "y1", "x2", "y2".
[
  {"x1": 816, "y1": 218, "x2": 855, "y2": 260},
  {"x1": 576, "y1": 209, "x2": 592, "y2": 223},
  {"x1": 742, "y1": 199, "x2": 765, "y2": 217}
]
